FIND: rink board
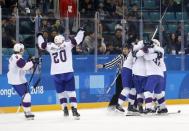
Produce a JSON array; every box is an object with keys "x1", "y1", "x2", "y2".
[
  {"x1": 0, "y1": 99, "x2": 189, "y2": 113},
  {"x1": 1, "y1": 55, "x2": 189, "y2": 113}
]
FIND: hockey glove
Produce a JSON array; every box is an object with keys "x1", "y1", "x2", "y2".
[{"x1": 142, "y1": 46, "x2": 149, "y2": 53}]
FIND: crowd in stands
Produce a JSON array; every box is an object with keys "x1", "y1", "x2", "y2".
[{"x1": 1, "y1": 0, "x2": 189, "y2": 55}]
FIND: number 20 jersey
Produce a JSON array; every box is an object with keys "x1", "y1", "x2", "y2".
[{"x1": 46, "y1": 42, "x2": 74, "y2": 75}]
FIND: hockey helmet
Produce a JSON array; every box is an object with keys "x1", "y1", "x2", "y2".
[
  {"x1": 13, "y1": 43, "x2": 24, "y2": 53},
  {"x1": 54, "y1": 35, "x2": 65, "y2": 45}
]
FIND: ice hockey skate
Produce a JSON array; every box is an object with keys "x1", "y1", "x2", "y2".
[
  {"x1": 115, "y1": 104, "x2": 125, "y2": 113},
  {"x1": 71, "y1": 107, "x2": 80, "y2": 120},
  {"x1": 63, "y1": 106, "x2": 69, "y2": 117},
  {"x1": 24, "y1": 112, "x2": 35, "y2": 120}
]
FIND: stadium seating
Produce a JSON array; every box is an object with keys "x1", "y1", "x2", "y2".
[
  {"x1": 176, "y1": 12, "x2": 189, "y2": 20},
  {"x1": 168, "y1": 24, "x2": 177, "y2": 32},
  {"x1": 150, "y1": 12, "x2": 160, "y2": 21},
  {"x1": 143, "y1": 0, "x2": 156, "y2": 9},
  {"x1": 164, "y1": 12, "x2": 176, "y2": 20}
]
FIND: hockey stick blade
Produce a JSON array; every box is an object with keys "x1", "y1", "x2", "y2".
[{"x1": 125, "y1": 110, "x2": 181, "y2": 117}]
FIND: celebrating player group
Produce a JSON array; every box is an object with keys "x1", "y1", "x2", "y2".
[
  {"x1": 7, "y1": 24, "x2": 168, "y2": 120},
  {"x1": 109, "y1": 39, "x2": 167, "y2": 116}
]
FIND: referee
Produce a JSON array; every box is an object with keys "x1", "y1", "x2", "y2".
[{"x1": 96, "y1": 45, "x2": 130, "y2": 109}]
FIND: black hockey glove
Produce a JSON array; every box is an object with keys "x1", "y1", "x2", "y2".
[
  {"x1": 142, "y1": 46, "x2": 149, "y2": 53},
  {"x1": 30, "y1": 57, "x2": 40, "y2": 65}
]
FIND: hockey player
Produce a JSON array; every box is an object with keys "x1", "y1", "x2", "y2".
[
  {"x1": 37, "y1": 29, "x2": 84, "y2": 120},
  {"x1": 116, "y1": 45, "x2": 137, "y2": 114},
  {"x1": 132, "y1": 40, "x2": 147, "y2": 113},
  {"x1": 7, "y1": 43, "x2": 35, "y2": 120},
  {"x1": 143, "y1": 39, "x2": 166, "y2": 114},
  {"x1": 151, "y1": 39, "x2": 168, "y2": 114}
]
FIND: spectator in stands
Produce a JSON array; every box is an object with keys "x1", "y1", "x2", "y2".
[
  {"x1": 96, "y1": 2, "x2": 107, "y2": 20},
  {"x1": 175, "y1": 35, "x2": 183, "y2": 54},
  {"x1": 18, "y1": 0, "x2": 32, "y2": 15},
  {"x1": 41, "y1": 16, "x2": 52, "y2": 32},
  {"x1": 43, "y1": 0, "x2": 54, "y2": 14},
  {"x1": 112, "y1": 28, "x2": 123, "y2": 54},
  {"x1": 48, "y1": 28, "x2": 58, "y2": 42},
  {"x1": 103, "y1": 0, "x2": 116, "y2": 18},
  {"x1": 3, "y1": 15, "x2": 16, "y2": 48},
  {"x1": 52, "y1": 19, "x2": 65, "y2": 34},
  {"x1": 79, "y1": 0, "x2": 95, "y2": 17},
  {"x1": 105, "y1": 43, "x2": 118, "y2": 54},
  {"x1": 10, "y1": 5, "x2": 17, "y2": 16},
  {"x1": 98, "y1": 38, "x2": 106, "y2": 55},
  {"x1": 168, "y1": 33, "x2": 177, "y2": 54},
  {"x1": 82, "y1": 31, "x2": 95, "y2": 54},
  {"x1": 2, "y1": 17, "x2": 13, "y2": 48},
  {"x1": 73, "y1": 45, "x2": 84, "y2": 55},
  {"x1": 115, "y1": 0, "x2": 128, "y2": 19},
  {"x1": 127, "y1": 4, "x2": 140, "y2": 38},
  {"x1": 60, "y1": 0, "x2": 77, "y2": 33}
]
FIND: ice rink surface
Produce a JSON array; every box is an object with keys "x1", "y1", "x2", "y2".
[{"x1": 0, "y1": 105, "x2": 189, "y2": 131}]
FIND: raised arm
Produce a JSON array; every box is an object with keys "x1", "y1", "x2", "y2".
[
  {"x1": 37, "y1": 33, "x2": 47, "y2": 50},
  {"x1": 70, "y1": 30, "x2": 85, "y2": 46}
]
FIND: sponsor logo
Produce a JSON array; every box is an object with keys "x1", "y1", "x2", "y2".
[
  {"x1": 0, "y1": 86, "x2": 44, "y2": 97},
  {"x1": 0, "y1": 88, "x2": 17, "y2": 97},
  {"x1": 30, "y1": 86, "x2": 44, "y2": 95}
]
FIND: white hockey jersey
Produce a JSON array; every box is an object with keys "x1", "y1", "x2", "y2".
[
  {"x1": 123, "y1": 51, "x2": 133, "y2": 69},
  {"x1": 132, "y1": 50, "x2": 146, "y2": 76},
  {"x1": 38, "y1": 30, "x2": 84, "y2": 75},
  {"x1": 144, "y1": 51, "x2": 164, "y2": 77},
  {"x1": 46, "y1": 42, "x2": 74, "y2": 75},
  {"x1": 7, "y1": 54, "x2": 33, "y2": 85}
]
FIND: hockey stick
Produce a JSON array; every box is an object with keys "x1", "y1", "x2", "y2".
[
  {"x1": 125, "y1": 110, "x2": 181, "y2": 117},
  {"x1": 96, "y1": 69, "x2": 120, "y2": 102},
  {"x1": 106, "y1": 69, "x2": 120, "y2": 94},
  {"x1": 151, "y1": 5, "x2": 169, "y2": 40}
]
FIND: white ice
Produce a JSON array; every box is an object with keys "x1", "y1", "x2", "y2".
[{"x1": 0, "y1": 105, "x2": 189, "y2": 131}]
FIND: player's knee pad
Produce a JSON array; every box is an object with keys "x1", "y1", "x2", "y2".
[
  {"x1": 58, "y1": 92, "x2": 67, "y2": 99},
  {"x1": 129, "y1": 88, "x2": 136, "y2": 95},
  {"x1": 23, "y1": 93, "x2": 31, "y2": 103},
  {"x1": 161, "y1": 91, "x2": 165, "y2": 97},
  {"x1": 66, "y1": 91, "x2": 76, "y2": 98},
  {"x1": 155, "y1": 92, "x2": 164, "y2": 100},
  {"x1": 121, "y1": 88, "x2": 129, "y2": 96},
  {"x1": 144, "y1": 91, "x2": 153, "y2": 98}
]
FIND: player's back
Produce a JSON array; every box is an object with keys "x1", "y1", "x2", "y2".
[
  {"x1": 132, "y1": 50, "x2": 146, "y2": 76},
  {"x1": 7, "y1": 54, "x2": 27, "y2": 85},
  {"x1": 46, "y1": 41, "x2": 74, "y2": 75},
  {"x1": 144, "y1": 53, "x2": 163, "y2": 77}
]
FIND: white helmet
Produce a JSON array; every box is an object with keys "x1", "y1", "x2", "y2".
[
  {"x1": 13, "y1": 43, "x2": 24, "y2": 53},
  {"x1": 54, "y1": 35, "x2": 65, "y2": 45},
  {"x1": 151, "y1": 39, "x2": 160, "y2": 47}
]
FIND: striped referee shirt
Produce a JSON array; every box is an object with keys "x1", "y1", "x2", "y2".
[{"x1": 103, "y1": 54, "x2": 126, "y2": 71}]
